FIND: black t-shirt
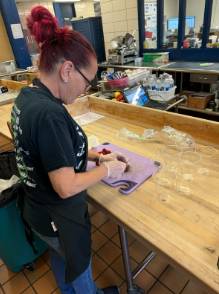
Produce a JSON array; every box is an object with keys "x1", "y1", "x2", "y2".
[{"x1": 11, "y1": 78, "x2": 87, "y2": 236}]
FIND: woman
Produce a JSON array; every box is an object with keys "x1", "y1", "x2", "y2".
[{"x1": 11, "y1": 6, "x2": 127, "y2": 294}]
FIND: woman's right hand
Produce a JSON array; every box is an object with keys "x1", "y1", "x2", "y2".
[{"x1": 102, "y1": 161, "x2": 126, "y2": 179}]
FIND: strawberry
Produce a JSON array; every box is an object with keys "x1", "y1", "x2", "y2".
[{"x1": 125, "y1": 164, "x2": 130, "y2": 172}]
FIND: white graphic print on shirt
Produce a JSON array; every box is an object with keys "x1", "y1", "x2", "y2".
[
  {"x1": 75, "y1": 126, "x2": 85, "y2": 170},
  {"x1": 11, "y1": 103, "x2": 36, "y2": 188},
  {"x1": 76, "y1": 126, "x2": 84, "y2": 138}
]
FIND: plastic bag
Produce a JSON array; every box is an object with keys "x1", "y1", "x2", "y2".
[
  {"x1": 0, "y1": 175, "x2": 20, "y2": 193},
  {"x1": 115, "y1": 127, "x2": 159, "y2": 142},
  {"x1": 88, "y1": 134, "x2": 100, "y2": 150},
  {"x1": 161, "y1": 126, "x2": 196, "y2": 149}
]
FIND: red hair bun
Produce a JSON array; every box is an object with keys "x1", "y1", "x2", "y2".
[
  {"x1": 26, "y1": 6, "x2": 96, "y2": 73},
  {"x1": 27, "y1": 6, "x2": 59, "y2": 45}
]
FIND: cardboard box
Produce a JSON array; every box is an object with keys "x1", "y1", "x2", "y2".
[
  {"x1": 188, "y1": 93, "x2": 215, "y2": 109},
  {"x1": 25, "y1": 73, "x2": 38, "y2": 85},
  {"x1": 143, "y1": 52, "x2": 169, "y2": 63}
]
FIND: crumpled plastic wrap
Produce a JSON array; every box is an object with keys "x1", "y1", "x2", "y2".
[
  {"x1": 161, "y1": 126, "x2": 196, "y2": 149},
  {"x1": 115, "y1": 127, "x2": 159, "y2": 142},
  {"x1": 0, "y1": 175, "x2": 20, "y2": 193},
  {"x1": 88, "y1": 134, "x2": 100, "y2": 150}
]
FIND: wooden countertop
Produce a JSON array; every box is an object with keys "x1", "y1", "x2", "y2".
[
  {"x1": 83, "y1": 116, "x2": 219, "y2": 294},
  {"x1": 1, "y1": 94, "x2": 219, "y2": 293}
]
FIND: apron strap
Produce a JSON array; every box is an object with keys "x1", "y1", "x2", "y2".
[{"x1": 17, "y1": 186, "x2": 39, "y2": 255}]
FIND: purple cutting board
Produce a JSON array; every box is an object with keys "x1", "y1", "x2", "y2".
[{"x1": 86, "y1": 143, "x2": 157, "y2": 194}]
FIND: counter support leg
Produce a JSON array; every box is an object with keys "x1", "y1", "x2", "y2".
[
  {"x1": 118, "y1": 226, "x2": 147, "y2": 294},
  {"x1": 180, "y1": 72, "x2": 183, "y2": 93}
]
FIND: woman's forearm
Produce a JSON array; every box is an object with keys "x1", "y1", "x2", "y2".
[
  {"x1": 88, "y1": 150, "x2": 100, "y2": 162},
  {"x1": 48, "y1": 164, "x2": 108, "y2": 199}
]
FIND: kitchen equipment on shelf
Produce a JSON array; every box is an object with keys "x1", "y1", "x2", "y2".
[{"x1": 107, "y1": 30, "x2": 139, "y2": 65}]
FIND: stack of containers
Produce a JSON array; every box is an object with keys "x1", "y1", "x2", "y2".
[
  {"x1": 125, "y1": 69, "x2": 151, "y2": 88},
  {"x1": 98, "y1": 69, "x2": 151, "y2": 92}
]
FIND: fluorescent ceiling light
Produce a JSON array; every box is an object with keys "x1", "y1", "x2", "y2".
[{"x1": 94, "y1": 0, "x2": 100, "y2": 1}]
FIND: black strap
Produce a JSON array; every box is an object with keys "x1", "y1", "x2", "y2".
[{"x1": 16, "y1": 186, "x2": 38, "y2": 255}]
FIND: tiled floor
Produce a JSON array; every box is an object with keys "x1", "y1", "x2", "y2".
[{"x1": 0, "y1": 135, "x2": 207, "y2": 294}]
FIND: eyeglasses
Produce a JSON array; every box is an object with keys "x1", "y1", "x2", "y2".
[{"x1": 61, "y1": 61, "x2": 94, "y2": 92}]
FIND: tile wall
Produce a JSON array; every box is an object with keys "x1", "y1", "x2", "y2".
[
  {"x1": 16, "y1": 2, "x2": 55, "y2": 30},
  {"x1": 0, "y1": 12, "x2": 15, "y2": 63},
  {"x1": 100, "y1": 0, "x2": 139, "y2": 59},
  {"x1": 74, "y1": 2, "x2": 96, "y2": 18}
]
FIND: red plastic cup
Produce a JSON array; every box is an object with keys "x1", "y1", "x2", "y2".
[{"x1": 183, "y1": 40, "x2": 188, "y2": 48}]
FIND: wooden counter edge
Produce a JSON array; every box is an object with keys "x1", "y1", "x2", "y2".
[
  {"x1": 0, "y1": 79, "x2": 27, "y2": 91},
  {"x1": 87, "y1": 96, "x2": 219, "y2": 149}
]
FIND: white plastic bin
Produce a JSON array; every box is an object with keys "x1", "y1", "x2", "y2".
[
  {"x1": 127, "y1": 70, "x2": 149, "y2": 88},
  {"x1": 148, "y1": 86, "x2": 177, "y2": 102}
]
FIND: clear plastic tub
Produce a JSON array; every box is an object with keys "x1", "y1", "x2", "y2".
[
  {"x1": 148, "y1": 86, "x2": 177, "y2": 102},
  {"x1": 127, "y1": 70, "x2": 149, "y2": 88}
]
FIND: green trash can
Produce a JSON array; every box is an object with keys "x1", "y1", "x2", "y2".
[{"x1": 0, "y1": 150, "x2": 48, "y2": 272}]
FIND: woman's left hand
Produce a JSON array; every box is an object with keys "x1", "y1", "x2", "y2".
[{"x1": 99, "y1": 151, "x2": 128, "y2": 164}]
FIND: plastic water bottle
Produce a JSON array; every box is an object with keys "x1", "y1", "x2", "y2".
[
  {"x1": 143, "y1": 78, "x2": 149, "y2": 90},
  {"x1": 148, "y1": 78, "x2": 153, "y2": 90},
  {"x1": 151, "y1": 77, "x2": 157, "y2": 90},
  {"x1": 169, "y1": 76, "x2": 174, "y2": 88},
  {"x1": 156, "y1": 80, "x2": 162, "y2": 91},
  {"x1": 164, "y1": 79, "x2": 170, "y2": 91}
]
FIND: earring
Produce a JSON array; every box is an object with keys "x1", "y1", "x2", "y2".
[{"x1": 64, "y1": 80, "x2": 67, "y2": 83}]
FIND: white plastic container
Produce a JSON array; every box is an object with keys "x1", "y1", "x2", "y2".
[
  {"x1": 147, "y1": 86, "x2": 177, "y2": 102},
  {"x1": 127, "y1": 69, "x2": 149, "y2": 87}
]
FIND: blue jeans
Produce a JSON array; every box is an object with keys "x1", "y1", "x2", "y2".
[{"x1": 33, "y1": 230, "x2": 103, "y2": 294}]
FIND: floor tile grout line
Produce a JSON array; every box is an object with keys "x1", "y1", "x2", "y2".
[
  {"x1": 94, "y1": 226, "x2": 122, "y2": 250},
  {"x1": 92, "y1": 218, "x2": 110, "y2": 233},
  {"x1": 21, "y1": 267, "x2": 38, "y2": 294},
  {"x1": 96, "y1": 229, "x2": 121, "y2": 249},
  {"x1": 41, "y1": 252, "x2": 51, "y2": 268},
  {"x1": 93, "y1": 263, "x2": 110, "y2": 283},
  {"x1": 51, "y1": 287, "x2": 59, "y2": 294},
  {"x1": 92, "y1": 235, "x2": 110, "y2": 253},
  {"x1": 95, "y1": 224, "x2": 137, "y2": 251},
  {"x1": 22, "y1": 268, "x2": 51, "y2": 290},
  {"x1": 93, "y1": 234, "x2": 164, "y2": 284},
  {"x1": 0, "y1": 283, "x2": 6, "y2": 294},
  {"x1": 20, "y1": 285, "x2": 34, "y2": 294},
  {"x1": 31, "y1": 268, "x2": 51, "y2": 287},
  {"x1": 89, "y1": 210, "x2": 99, "y2": 218},
  {"x1": 179, "y1": 279, "x2": 190, "y2": 294},
  {"x1": 30, "y1": 284, "x2": 38, "y2": 294},
  {"x1": 94, "y1": 241, "x2": 185, "y2": 294},
  {"x1": 90, "y1": 208, "x2": 137, "y2": 248},
  {"x1": 146, "y1": 279, "x2": 158, "y2": 294},
  {"x1": 94, "y1": 250, "x2": 126, "y2": 282},
  {"x1": 98, "y1": 228, "x2": 119, "y2": 243},
  {"x1": 144, "y1": 264, "x2": 169, "y2": 282},
  {"x1": 87, "y1": 203, "x2": 99, "y2": 217},
  {"x1": 92, "y1": 251, "x2": 125, "y2": 283},
  {"x1": 158, "y1": 279, "x2": 179, "y2": 294},
  {"x1": 145, "y1": 266, "x2": 177, "y2": 294},
  {"x1": 1, "y1": 270, "x2": 21, "y2": 286}
]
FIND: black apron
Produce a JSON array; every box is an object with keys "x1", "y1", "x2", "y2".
[{"x1": 31, "y1": 78, "x2": 92, "y2": 283}]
